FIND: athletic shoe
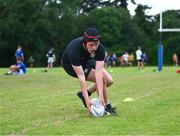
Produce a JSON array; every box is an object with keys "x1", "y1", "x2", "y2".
[
  {"x1": 4, "y1": 73, "x2": 12, "y2": 75},
  {"x1": 105, "y1": 104, "x2": 117, "y2": 115},
  {"x1": 77, "y1": 91, "x2": 91, "y2": 108}
]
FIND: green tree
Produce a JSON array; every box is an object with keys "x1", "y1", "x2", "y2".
[
  {"x1": 88, "y1": 7, "x2": 130, "y2": 49},
  {"x1": 78, "y1": 0, "x2": 136, "y2": 14}
]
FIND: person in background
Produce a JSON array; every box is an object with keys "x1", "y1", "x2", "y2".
[
  {"x1": 5, "y1": 57, "x2": 26, "y2": 75},
  {"x1": 128, "y1": 53, "x2": 135, "y2": 66},
  {"x1": 141, "y1": 50, "x2": 148, "y2": 68},
  {"x1": 136, "y1": 46, "x2": 143, "y2": 71},
  {"x1": 15, "y1": 45, "x2": 24, "y2": 61},
  {"x1": 46, "y1": 48, "x2": 56, "y2": 69},
  {"x1": 28, "y1": 56, "x2": 35, "y2": 68},
  {"x1": 111, "y1": 53, "x2": 117, "y2": 66},
  {"x1": 172, "y1": 53, "x2": 178, "y2": 67},
  {"x1": 121, "y1": 51, "x2": 129, "y2": 66}
]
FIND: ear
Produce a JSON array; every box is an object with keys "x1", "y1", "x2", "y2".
[{"x1": 83, "y1": 43, "x2": 87, "y2": 50}]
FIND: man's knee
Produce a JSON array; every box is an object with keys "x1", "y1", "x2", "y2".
[
  {"x1": 10, "y1": 65, "x2": 15, "y2": 69},
  {"x1": 106, "y1": 78, "x2": 113, "y2": 87}
]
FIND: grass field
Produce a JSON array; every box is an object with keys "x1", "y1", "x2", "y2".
[{"x1": 0, "y1": 67, "x2": 180, "y2": 135}]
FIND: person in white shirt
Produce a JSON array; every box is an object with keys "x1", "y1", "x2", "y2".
[
  {"x1": 46, "y1": 48, "x2": 56, "y2": 68},
  {"x1": 136, "y1": 46, "x2": 143, "y2": 70},
  {"x1": 123, "y1": 52, "x2": 129, "y2": 65},
  {"x1": 121, "y1": 52, "x2": 129, "y2": 66}
]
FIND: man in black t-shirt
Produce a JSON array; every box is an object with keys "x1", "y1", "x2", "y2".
[{"x1": 61, "y1": 27, "x2": 116, "y2": 115}]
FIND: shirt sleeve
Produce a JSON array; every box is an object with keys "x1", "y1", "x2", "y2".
[
  {"x1": 69, "y1": 47, "x2": 82, "y2": 66},
  {"x1": 21, "y1": 51, "x2": 24, "y2": 56}
]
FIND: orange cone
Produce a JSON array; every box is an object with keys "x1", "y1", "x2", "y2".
[{"x1": 176, "y1": 70, "x2": 180, "y2": 73}]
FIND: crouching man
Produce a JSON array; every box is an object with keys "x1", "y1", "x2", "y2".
[{"x1": 61, "y1": 27, "x2": 117, "y2": 115}]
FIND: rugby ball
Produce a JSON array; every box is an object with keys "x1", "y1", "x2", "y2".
[{"x1": 90, "y1": 98, "x2": 105, "y2": 117}]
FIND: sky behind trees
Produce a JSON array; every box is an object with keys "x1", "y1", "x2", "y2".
[{"x1": 128, "y1": 0, "x2": 180, "y2": 15}]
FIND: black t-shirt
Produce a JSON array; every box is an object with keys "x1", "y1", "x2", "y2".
[
  {"x1": 47, "y1": 52, "x2": 53, "y2": 57},
  {"x1": 62, "y1": 37, "x2": 105, "y2": 67}
]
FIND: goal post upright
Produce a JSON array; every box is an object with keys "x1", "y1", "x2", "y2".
[{"x1": 157, "y1": 11, "x2": 180, "y2": 71}]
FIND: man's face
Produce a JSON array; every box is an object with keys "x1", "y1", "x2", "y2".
[
  {"x1": 17, "y1": 60, "x2": 21, "y2": 64},
  {"x1": 86, "y1": 41, "x2": 99, "y2": 54}
]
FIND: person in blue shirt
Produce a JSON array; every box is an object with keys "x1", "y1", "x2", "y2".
[
  {"x1": 15, "y1": 45, "x2": 24, "y2": 61},
  {"x1": 5, "y1": 58, "x2": 26, "y2": 75}
]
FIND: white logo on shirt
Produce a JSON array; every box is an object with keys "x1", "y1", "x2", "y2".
[
  {"x1": 90, "y1": 53, "x2": 96, "y2": 58},
  {"x1": 84, "y1": 69, "x2": 88, "y2": 74}
]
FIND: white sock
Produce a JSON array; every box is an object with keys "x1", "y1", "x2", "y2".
[
  {"x1": 105, "y1": 101, "x2": 110, "y2": 106},
  {"x1": 8, "y1": 71, "x2": 12, "y2": 74}
]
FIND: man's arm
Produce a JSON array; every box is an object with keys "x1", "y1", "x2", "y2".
[
  {"x1": 72, "y1": 65, "x2": 92, "y2": 111},
  {"x1": 21, "y1": 52, "x2": 24, "y2": 61},
  {"x1": 10, "y1": 65, "x2": 20, "y2": 72},
  {"x1": 95, "y1": 61, "x2": 105, "y2": 106},
  {"x1": 53, "y1": 54, "x2": 56, "y2": 62},
  {"x1": 21, "y1": 55, "x2": 24, "y2": 61}
]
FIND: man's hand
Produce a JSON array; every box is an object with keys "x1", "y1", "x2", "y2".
[
  {"x1": 98, "y1": 96, "x2": 105, "y2": 107},
  {"x1": 85, "y1": 98, "x2": 93, "y2": 113}
]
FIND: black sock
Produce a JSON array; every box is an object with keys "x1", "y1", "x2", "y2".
[{"x1": 87, "y1": 90, "x2": 91, "y2": 96}]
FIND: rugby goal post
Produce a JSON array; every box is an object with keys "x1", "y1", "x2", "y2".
[
  {"x1": 158, "y1": 12, "x2": 180, "y2": 32},
  {"x1": 157, "y1": 12, "x2": 180, "y2": 71}
]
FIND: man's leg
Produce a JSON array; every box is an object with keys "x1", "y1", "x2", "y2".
[
  {"x1": 87, "y1": 83, "x2": 96, "y2": 94},
  {"x1": 137, "y1": 61, "x2": 141, "y2": 70},
  {"x1": 10, "y1": 65, "x2": 19, "y2": 72},
  {"x1": 77, "y1": 68, "x2": 116, "y2": 114},
  {"x1": 88, "y1": 68, "x2": 116, "y2": 114},
  {"x1": 87, "y1": 68, "x2": 113, "y2": 97},
  {"x1": 5, "y1": 65, "x2": 19, "y2": 75},
  {"x1": 103, "y1": 77, "x2": 108, "y2": 104},
  {"x1": 5, "y1": 65, "x2": 15, "y2": 75},
  {"x1": 86, "y1": 67, "x2": 113, "y2": 91},
  {"x1": 86, "y1": 70, "x2": 108, "y2": 104},
  {"x1": 101, "y1": 69, "x2": 117, "y2": 115},
  {"x1": 141, "y1": 61, "x2": 144, "y2": 70},
  {"x1": 77, "y1": 69, "x2": 96, "y2": 108}
]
